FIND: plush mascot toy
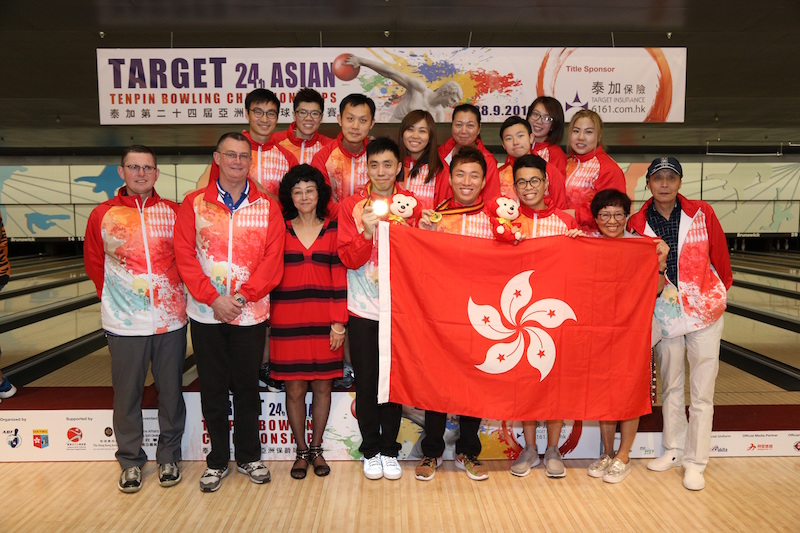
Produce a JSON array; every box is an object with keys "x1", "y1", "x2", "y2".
[
  {"x1": 386, "y1": 193, "x2": 421, "y2": 227},
  {"x1": 488, "y1": 196, "x2": 522, "y2": 243}
]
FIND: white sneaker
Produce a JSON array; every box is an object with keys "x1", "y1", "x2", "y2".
[
  {"x1": 647, "y1": 452, "x2": 683, "y2": 472},
  {"x1": 683, "y1": 468, "x2": 705, "y2": 491},
  {"x1": 363, "y1": 454, "x2": 383, "y2": 480},
  {"x1": 380, "y1": 455, "x2": 402, "y2": 480}
]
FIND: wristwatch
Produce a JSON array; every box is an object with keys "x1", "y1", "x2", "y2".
[{"x1": 234, "y1": 294, "x2": 246, "y2": 305}]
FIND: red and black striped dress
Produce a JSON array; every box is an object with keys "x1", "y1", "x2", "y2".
[{"x1": 269, "y1": 217, "x2": 348, "y2": 380}]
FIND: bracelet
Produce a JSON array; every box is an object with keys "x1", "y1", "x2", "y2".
[
  {"x1": 331, "y1": 325, "x2": 346, "y2": 335},
  {"x1": 658, "y1": 270, "x2": 665, "y2": 275}
]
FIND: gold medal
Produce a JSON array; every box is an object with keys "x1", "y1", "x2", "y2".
[{"x1": 429, "y1": 212, "x2": 442, "y2": 223}]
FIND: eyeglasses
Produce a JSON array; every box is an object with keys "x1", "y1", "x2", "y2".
[
  {"x1": 295, "y1": 109, "x2": 322, "y2": 119},
  {"x1": 125, "y1": 164, "x2": 156, "y2": 174},
  {"x1": 514, "y1": 177, "x2": 545, "y2": 189},
  {"x1": 597, "y1": 212, "x2": 627, "y2": 222},
  {"x1": 530, "y1": 112, "x2": 554, "y2": 124},
  {"x1": 248, "y1": 108, "x2": 278, "y2": 119},
  {"x1": 218, "y1": 151, "x2": 251, "y2": 161}
]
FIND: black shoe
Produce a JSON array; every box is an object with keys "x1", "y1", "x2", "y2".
[{"x1": 333, "y1": 362, "x2": 355, "y2": 390}]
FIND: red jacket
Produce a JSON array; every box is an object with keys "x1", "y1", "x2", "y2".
[
  {"x1": 311, "y1": 133, "x2": 369, "y2": 203},
  {"x1": 627, "y1": 194, "x2": 731, "y2": 337},
  {"x1": 532, "y1": 141, "x2": 567, "y2": 178},
  {"x1": 516, "y1": 202, "x2": 578, "y2": 239},
  {"x1": 565, "y1": 147, "x2": 625, "y2": 231},
  {"x1": 272, "y1": 122, "x2": 333, "y2": 164},
  {"x1": 174, "y1": 178, "x2": 285, "y2": 325},
  {"x1": 84, "y1": 188, "x2": 186, "y2": 335}
]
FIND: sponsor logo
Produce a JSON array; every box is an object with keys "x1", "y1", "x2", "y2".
[
  {"x1": 67, "y1": 427, "x2": 83, "y2": 443},
  {"x1": 794, "y1": 441, "x2": 800, "y2": 452},
  {"x1": 33, "y1": 429, "x2": 49, "y2": 449},
  {"x1": 638, "y1": 447, "x2": 655, "y2": 456},
  {"x1": 104, "y1": 427, "x2": 113, "y2": 437},
  {"x1": 4, "y1": 429, "x2": 21, "y2": 448},
  {"x1": 565, "y1": 92, "x2": 589, "y2": 112},
  {"x1": 710, "y1": 445, "x2": 728, "y2": 453},
  {"x1": 747, "y1": 443, "x2": 773, "y2": 451}
]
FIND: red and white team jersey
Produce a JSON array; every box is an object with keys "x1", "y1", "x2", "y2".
[
  {"x1": 312, "y1": 134, "x2": 369, "y2": 203},
  {"x1": 532, "y1": 141, "x2": 567, "y2": 177},
  {"x1": 565, "y1": 146, "x2": 625, "y2": 230},
  {"x1": 433, "y1": 198, "x2": 494, "y2": 239},
  {"x1": 272, "y1": 122, "x2": 333, "y2": 164},
  {"x1": 497, "y1": 155, "x2": 568, "y2": 210},
  {"x1": 398, "y1": 156, "x2": 449, "y2": 211},
  {"x1": 516, "y1": 203, "x2": 578, "y2": 239}
]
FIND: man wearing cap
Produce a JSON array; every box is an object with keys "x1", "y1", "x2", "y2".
[{"x1": 627, "y1": 157, "x2": 732, "y2": 491}]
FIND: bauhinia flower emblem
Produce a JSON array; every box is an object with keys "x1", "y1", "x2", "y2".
[{"x1": 468, "y1": 270, "x2": 576, "y2": 380}]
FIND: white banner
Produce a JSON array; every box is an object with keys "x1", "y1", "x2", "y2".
[{"x1": 97, "y1": 47, "x2": 686, "y2": 125}]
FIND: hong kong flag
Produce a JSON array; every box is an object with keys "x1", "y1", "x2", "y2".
[{"x1": 377, "y1": 222, "x2": 658, "y2": 421}]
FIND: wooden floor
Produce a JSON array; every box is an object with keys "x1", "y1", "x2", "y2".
[{"x1": 2, "y1": 458, "x2": 799, "y2": 532}]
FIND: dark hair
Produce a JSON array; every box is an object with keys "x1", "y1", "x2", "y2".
[
  {"x1": 590, "y1": 188, "x2": 632, "y2": 218},
  {"x1": 499, "y1": 116, "x2": 532, "y2": 140},
  {"x1": 513, "y1": 154, "x2": 547, "y2": 180},
  {"x1": 279, "y1": 164, "x2": 331, "y2": 220},
  {"x1": 366, "y1": 136, "x2": 401, "y2": 161},
  {"x1": 246, "y1": 89, "x2": 280, "y2": 113},
  {"x1": 526, "y1": 96, "x2": 565, "y2": 144},
  {"x1": 216, "y1": 131, "x2": 250, "y2": 151},
  {"x1": 397, "y1": 110, "x2": 441, "y2": 184},
  {"x1": 121, "y1": 145, "x2": 156, "y2": 167},
  {"x1": 339, "y1": 93, "x2": 376, "y2": 119},
  {"x1": 293, "y1": 88, "x2": 324, "y2": 111},
  {"x1": 452, "y1": 103, "x2": 481, "y2": 125},
  {"x1": 451, "y1": 146, "x2": 486, "y2": 177}
]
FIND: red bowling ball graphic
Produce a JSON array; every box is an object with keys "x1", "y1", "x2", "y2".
[{"x1": 333, "y1": 54, "x2": 360, "y2": 81}]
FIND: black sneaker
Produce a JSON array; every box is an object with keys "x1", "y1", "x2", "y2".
[
  {"x1": 118, "y1": 466, "x2": 142, "y2": 493},
  {"x1": 258, "y1": 363, "x2": 270, "y2": 387},
  {"x1": 333, "y1": 362, "x2": 355, "y2": 390}
]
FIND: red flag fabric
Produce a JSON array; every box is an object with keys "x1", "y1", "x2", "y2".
[{"x1": 377, "y1": 222, "x2": 657, "y2": 421}]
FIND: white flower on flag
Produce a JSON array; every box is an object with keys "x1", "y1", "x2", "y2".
[{"x1": 468, "y1": 270, "x2": 576, "y2": 380}]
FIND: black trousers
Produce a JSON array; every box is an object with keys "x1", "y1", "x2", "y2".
[
  {"x1": 348, "y1": 315, "x2": 401, "y2": 458},
  {"x1": 421, "y1": 411, "x2": 482, "y2": 458},
  {"x1": 191, "y1": 320, "x2": 266, "y2": 469}
]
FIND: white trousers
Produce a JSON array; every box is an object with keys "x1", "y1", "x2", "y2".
[{"x1": 655, "y1": 317, "x2": 724, "y2": 471}]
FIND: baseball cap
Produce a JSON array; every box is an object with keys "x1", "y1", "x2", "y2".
[{"x1": 647, "y1": 157, "x2": 683, "y2": 179}]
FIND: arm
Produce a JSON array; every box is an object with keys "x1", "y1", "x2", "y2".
[
  {"x1": 482, "y1": 155, "x2": 502, "y2": 200},
  {"x1": 83, "y1": 206, "x2": 108, "y2": 298},
  {"x1": 173, "y1": 193, "x2": 224, "y2": 306},
  {"x1": 545, "y1": 164, "x2": 568, "y2": 210},
  {"x1": 238, "y1": 197, "x2": 286, "y2": 302},
  {"x1": 328, "y1": 223, "x2": 348, "y2": 350},
  {"x1": 655, "y1": 239, "x2": 669, "y2": 294},
  {"x1": 704, "y1": 203, "x2": 733, "y2": 289},
  {"x1": 345, "y1": 54, "x2": 427, "y2": 93},
  {"x1": 337, "y1": 197, "x2": 374, "y2": 270}
]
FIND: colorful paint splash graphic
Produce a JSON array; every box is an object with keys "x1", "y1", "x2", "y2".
[{"x1": 357, "y1": 48, "x2": 521, "y2": 107}]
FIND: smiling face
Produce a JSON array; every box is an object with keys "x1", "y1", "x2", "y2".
[
  {"x1": 294, "y1": 101, "x2": 323, "y2": 139},
  {"x1": 402, "y1": 118, "x2": 431, "y2": 160},
  {"x1": 119, "y1": 151, "x2": 159, "y2": 199},
  {"x1": 513, "y1": 167, "x2": 547, "y2": 210},
  {"x1": 569, "y1": 117, "x2": 599, "y2": 156},
  {"x1": 449, "y1": 161, "x2": 485, "y2": 206},
  {"x1": 290, "y1": 180, "x2": 319, "y2": 216},
  {"x1": 451, "y1": 110, "x2": 480, "y2": 148},
  {"x1": 502, "y1": 123, "x2": 533, "y2": 159},
  {"x1": 338, "y1": 103, "x2": 375, "y2": 145},
  {"x1": 595, "y1": 205, "x2": 628, "y2": 239},
  {"x1": 367, "y1": 149, "x2": 402, "y2": 196},
  {"x1": 246, "y1": 100, "x2": 278, "y2": 143},
  {"x1": 213, "y1": 138, "x2": 252, "y2": 189},
  {"x1": 528, "y1": 102, "x2": 554, "y2": 142}
]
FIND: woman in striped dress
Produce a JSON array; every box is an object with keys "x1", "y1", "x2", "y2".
[{"x1": 270, "y1": 164, "x2": 348, "y2": 479}]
